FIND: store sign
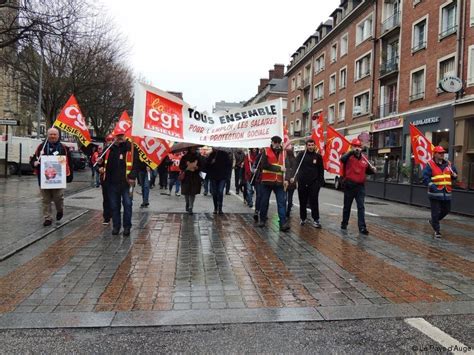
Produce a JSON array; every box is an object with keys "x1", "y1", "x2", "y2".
[
  {"x1": 373, "y1": 118, "x2": 402, "y2": 131},
  {"x1": 0, "y1": 119, "x2": 19, "y2": 126},
  {"x1": 412, "y1": 116, "x2": 440, "y2": 126},
  {"x1": 439, "y1": 76, "x2": 463, "y2": 93}
]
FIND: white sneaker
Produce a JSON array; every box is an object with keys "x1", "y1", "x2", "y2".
[{"x1": 312, "y1": 220, "x2": 322, "y2": 229}]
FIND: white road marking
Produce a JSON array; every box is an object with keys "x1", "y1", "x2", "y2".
[
  {"x1": 324, "y1": 203, "x2": 379, "y2": 217},
  {"x1": 405, "y1": 318, "x2": 473, "y2": 354}
]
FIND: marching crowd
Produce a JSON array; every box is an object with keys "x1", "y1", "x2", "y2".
[{"x1": 32, "y1": 129, "x2": 458, "y2": 239}]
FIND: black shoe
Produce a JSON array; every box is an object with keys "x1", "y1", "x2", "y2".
[
  {"x1": 56, "y1": 211, "x2": 63, "y2": 221},
  {"x1": 213, "y1": 209, "x2": 218, "y2": 215},
  {"x1": 434, "y1": 231, "x2": 442, "y2": 238},
  {"x1": 236, "y1": 191, "x2": 240, "y2": 195},
  {"x1": 257, "y1": 221, "x2": 266, "y2": 228},
  {"x1": 280, "y1": 222, "x2": 290, "y2": 232},
  {"x1": 140, "y1": 202, "x2": 149, "y2": 208},
  {"x1": 359, "y1": 229, "x2": 369, "y2": 235},
  {"x1": 43, "y1": 219, "x2": 52, "y2": 227},
  {"x1": 188, "y1": 209, "x2": 193, "y2": 215},
  {"x1": 123, "y1": 228, "x2": 131, "y2": 237},
  {"x1": 218, "y1": 210, "x2": 224, "y2": 215},
  {"x1": 253, "y1": 213, "x2": 259, "y2": 222},
  {"x1": 341, "y1": 224, "x2": 347, "y2": 230},
  {"x1": 225, "y1": 192, "x2": 231, "y2": 195},
  {"x1": 102, "y1": 219, "x2": 110, "y2": 225},
  {"x1": 112, "y1": 228, "x2": 120, "y2": 235}
]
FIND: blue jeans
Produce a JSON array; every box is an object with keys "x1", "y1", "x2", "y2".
[
  {"x1": 210, "y1": 179, "x2": 226, "y2": 210},
  {"x1": 108, "y1": 183, "x2": 133, "y2": 230},
  {"x1": 259, "y1": 184, "x2": 287, "y2": 226},
  {"x1": 342, "y1": 182, "x2": 366, "y2": 230},
  {"x1": 245, "y1": 182, "x2": 254, "y2": 207},
  {"x1": 138, "y1": 171, "x2": 150, "y2": 204},
  {"x1": 169, "y1": 171, "x2": 180, "y2": 194}
]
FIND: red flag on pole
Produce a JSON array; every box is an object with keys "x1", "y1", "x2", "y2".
[
  {"x1": 53, "y1": 95, "x2": 92, "y2": 146},
  {"x1": 283, "y1": 126, "x2": 290, "y2": 149},
  {"x1": 323, "y1": 126, "x2": 351, "y2": 175},
  {"x1": 311, "y1": 112, "x2": 325, "y2": 156},
  {"x1": 133, "y1": 136, "x2": 171, "y2": 169},
  {"x1": 113, "y1": 111, "x2": 133, "y2": 141},
  {"x1": 409, "y1": 123, "x2": 434, "y2": 169}
]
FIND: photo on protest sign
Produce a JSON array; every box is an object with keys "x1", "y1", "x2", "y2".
[
  {"x1": 132, "y1": 82, "x2": 284, "y2": 148},
  {"x1": 40, "y1": 155, "x2": 67, "y2": 189}
]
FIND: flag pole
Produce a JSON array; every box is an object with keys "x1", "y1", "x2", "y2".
[
  {"x1": 293, "y1": 148, "x2": 307, "y2": 179},
  {"x1": 93, "y1": 140, "x2": 115, "y2": 167}
]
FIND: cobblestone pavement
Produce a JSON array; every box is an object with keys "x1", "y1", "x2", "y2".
[{"x1": 0, "y1": 184, "x2": 472, "y2": 328}]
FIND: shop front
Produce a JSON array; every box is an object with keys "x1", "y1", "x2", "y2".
[{"x1": 403, "y1": 105, "x2": 455, "y2": 163}]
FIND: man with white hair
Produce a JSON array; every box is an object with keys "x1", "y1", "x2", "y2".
[{"x1": 32, "y1": 127, "x2": 73, "y2": 226}]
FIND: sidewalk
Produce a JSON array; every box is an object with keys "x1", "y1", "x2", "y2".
[
  {"x1": 0, "y1": 186, "x2": 472, "y2": 328},
  {"x1": 0, "y1": 171, "x2": 91, "y2": 260}
]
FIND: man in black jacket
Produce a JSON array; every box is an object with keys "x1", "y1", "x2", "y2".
[
  {"x1": 98, "y1": 129, "x2": 139, "y2": 236},
  {"x1": 206, "y1": 148, "x2": 232, "y2": 214},
  {"x1": 293, "y1": 139, "x2": 325, "y2": 228}
]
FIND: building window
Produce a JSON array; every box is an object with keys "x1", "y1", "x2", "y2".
[
  {"x1": 289, "y1": 121, "x2": 295, "y2": 135},
  {"x1": 356, "y1": 14, "x2": 373, "y2": 45},
  {"x1": 410, "y1": 68, "x2": 425, "y2": 101},
  {"x1": 296, "y1": 72, "x2": 302, "y2": 88},
  {"x1": 471, "y1": 0, "x2": 474, "y2": 26},
  {"x1": 355, "y1": 52, "x2": 371, "y2": 80},
  {"x1": 353, "y1": 91, "x2": 370, "y2": 116},
  {"x1": 440, "y1": 1, "x2": 457, "y2": 39},
  {"x1": 340, "y1": 67, "x2": 347, "y2": 88},
  {"x1": 315, "y1": 54, "x2": 325, "y2": 73},
  {"x1": 340, "y1": 33, "x2": 348, "y2": 56},
  {"x1": 331, "y1": 43, "x2": 338, "y2": 63},
  {"x1": 291, "y1": 77, "x2": 296, "y2": 91},
  {"x1": 468, "y1": 45, "x2": 474, "y2": 85},
  {"x1": 412, "y1": 17, "x2": 427, "y2": 52},
  {"x1": 314, "y1": 82, "x2": 324, "y2": 101},
  {"x1": 296, "y1": 96, "x2": 301, "y2": 111},
  {"x1": 438, "y1": 55, "x2": 456, "y2": 82},
  {"x1": 329, "y1": 73, "x2": 337, "y2": 94},
  {"x1": 295, "y1": 119, "x2": 302, "y2": 132},
  {"x1": 328, "y1": 105, "x2": 335, "y2": 124},
  {"x1": 338, "y1": 101, "x2": 346, "y2": 122},
  {"x1": 413, "y1": 0, "x2": 422, "y2": 5},
  {"x1": 290, "y1": 99, "x2": 295, "y2": 113}
]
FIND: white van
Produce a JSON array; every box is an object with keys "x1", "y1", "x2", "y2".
[{"x1": 324, "y1": 171, "x2": 342, "y2": 190}]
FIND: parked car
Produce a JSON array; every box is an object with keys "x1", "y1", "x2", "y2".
[
  {"x1": 70, "y1": 150, "x2": 87, "y2": 170},
  {"x1": 324, "y1": 172, "x2": 342, "y2": 190}
]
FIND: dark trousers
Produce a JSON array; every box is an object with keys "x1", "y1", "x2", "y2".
[
  {"x1": 225, "y1": 171, "x2": 231, "y2": 194},
  {"x1": 254, "y1": 183, "x2": 263, "y2": 214},
  {"x1": 260, "y1": 184, "x2": 287, "y2": 226},
  {"x1": 101, "y1": 183, "x2": 111, "y2": 222},
  {"x1": 210, "y1": 179, "x2": 226, "y2": 211},
  {"x1": 234, "y1": 167, "x2": 243, "y2": 193},
  {"x1": 158, "y1": 169, "x2": 168, "y2": 188},
  {"x1": 108, "y1": 183, "x2": 133, "y2": 230},
  {"x1": 203, "y1": 176, "x2": 210, "y2": 194},
  {"x1": 286, "y1": 189, "x2": 295, "y2": 217},
  {"x1": 342, "y1": 183, "x2": 366, "y2": 230},
  {"x1": 298, "y1": 183, "x2": 321, "y2": 221},
  {"x1": 430, "y1": 199, "x2": 451, "y2": 233}
]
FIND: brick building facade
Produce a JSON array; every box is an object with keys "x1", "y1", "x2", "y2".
[{"x1": 286, "y1": 0, "x2": 474, "y2": 186}]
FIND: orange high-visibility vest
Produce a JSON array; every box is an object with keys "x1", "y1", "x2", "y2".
[
  {"x1": 428, "y1": 160, "x2": 452, "y2": 193},
  {"x1": 261, "y1": 147, "x2": 284, "y2": 184},
  {"x1": 103, "y1": 147, "x2": 133, "y2": 181}
]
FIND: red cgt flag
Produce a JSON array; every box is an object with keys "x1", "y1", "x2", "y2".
[
  {"x1": 133, "y1": 135, "x2": 171, "y2": 170},
  {"x1": 409, "y1": 123, "x2": 434, "y2": 169},
  {"x1": 53, "y1": 95, "x2": 92, "y2": 146},
  {"x1": 311, "y1": 112, "x2": 325, "y2": 156},
  {"x1": 113, "y1": 111, "x2": 133, "y2": 141},
  {"x1": 283, "y1": 126, "x2": 290, "y2": 149},
  {"x1": 323, "y1": 126, "x2": 351, "y2": 175}
]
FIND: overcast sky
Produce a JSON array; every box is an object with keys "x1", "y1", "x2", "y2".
[{"x1": 99, "y1": 0, "x2": 340, "y2": 113}]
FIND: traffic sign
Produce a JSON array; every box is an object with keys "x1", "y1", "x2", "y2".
[{"x1": 0, "y1": 119, "x2": 19, "y2": 126}]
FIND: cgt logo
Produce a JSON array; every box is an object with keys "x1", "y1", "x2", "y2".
[
  {"x1": 415, "y1": 135, "x2": 433, "y2": 166},
  {"x1": 65, "y1": 105, "x2": 88, "y2": 132},
  {"x1": 144, "y1": 91, "x2": 183, "y2": 139},
  {"x1": 327, "y1": 137, "x2": 344, "y2": 174}
]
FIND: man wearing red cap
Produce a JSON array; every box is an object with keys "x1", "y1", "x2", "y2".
[
  {"x1": 422, "y1": 146, "x2": 457, "y2": 238},
  {"x1": 98, "y1": 128, "x2": 138, "y2": 236},
  {"x1": 340, "y1": 138, "x2": 375, "y2": 235}
]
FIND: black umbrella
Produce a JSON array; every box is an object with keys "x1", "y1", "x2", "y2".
[{"x1": 170, "y1": 142, "x2": 202, "y2": 153}]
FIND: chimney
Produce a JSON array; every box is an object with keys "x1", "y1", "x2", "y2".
[
  {"x1": 273, "y1": 64, "x2": 285, "y2": 79},
  {"x1": 268, "y1": 69, "x2": 275, "y2": 80},
  {"x1": 258, "y1": 78, "x2": 270, "y2": 93}
]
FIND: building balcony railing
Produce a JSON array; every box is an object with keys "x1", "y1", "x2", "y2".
[
  {"x1": 380, "y1": 56, "x2": 399, "y2": 77},
  {"x1": 382, "y1": 12, "x2": 400, "y2": 33},
  {"x1": 409, "y1": 92, "x2": 424, "y2": 102},
  {"x1": 376, "y1": 100, "x2": 398, "y2": 118},
  {"x1": 303, "y1": 77, "x2": 311, "y2": 88},
  {"x1": 439, "y1": 25, "x2": 457, "y2": 40},
  {"x1": 412, "y1": 41, "x2": 426, "y2": 53},
  {"x1": 302, "y1": 104, "x2": 310, "y2": 114}
]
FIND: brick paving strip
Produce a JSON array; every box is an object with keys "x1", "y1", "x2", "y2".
[
  {"x1": 442, "y1": 219, "x2": 474, "y2": 231},
  {"x1": 217, "y1": 214, "x2": 318, "y2": 308},
  {"x1": 95, "y1": 214, "x2": 178, "y2": 312},
  {"x1": 0, "y1": 212, "x2": 103, "y2": 313},
  {"x1": 384, "y1": 217, "x2": 474, "y2": 250},
  {"x1": 282, "y1": 219, "x2": 454, "y2": 304}
]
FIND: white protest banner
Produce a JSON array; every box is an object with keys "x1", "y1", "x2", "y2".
[
  {"x1": 40, "y1": 155, "x2": 67, "y2": 189},
  {"x1": 132, "y1": 82, "x2": 284, "y2": 148}
]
